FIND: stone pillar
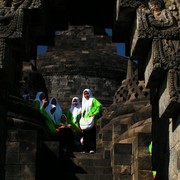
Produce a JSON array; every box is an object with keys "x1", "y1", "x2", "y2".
[
  {"x1": 111, "y1": 143, "x2": 132, "y2": 180},
  {"x1": 6, "y1": 129, "x2": 38, "y2": 180},
  {"x1": 126, "y1": 59, "x2": 133, "y2": 80},
  {"x1": 0, "y1": 69, "x2": 8, "y2": 180},
  {"x1": 0, "y1": 106, "x2": 7, "y2": 180}
]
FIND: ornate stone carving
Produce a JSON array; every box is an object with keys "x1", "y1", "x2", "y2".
[
  {"x1": 144, "y1": 38, "x2": 178, "y2": 87},
  {"x1": 131, "y1": 1, "x2": 179, "y2": 77},
  {"x1": 159, "y1": 69, "x2": 180, "y2": 118},
  {"x1": 133, "y1": 1, "x2": 179, "y2": 40},
  {"x1": 169, "y1": 63, "x2": 180, "y2": 103},
  {"x1": 117, "y1": 0, "x2": 141, "y2": 8},
  {"x1": 147, "y1": 0, "x2": 179, "y2": 38},
  {"x1": 143, "y1": 1, "x2": 180, "y2": 87},
  {"x1": 0, "y1": 0, "x2": 42, "y2": 68}
]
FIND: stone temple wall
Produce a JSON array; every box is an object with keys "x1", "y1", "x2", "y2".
[
  {"x1": 169, "y1": 114, "x2": 180, "y2": 180},
  {"x1": 36, "y1": 26, "x2": 128, "y2": 110}
]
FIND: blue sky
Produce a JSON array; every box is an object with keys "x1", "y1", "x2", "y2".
[
  {"x1": 37, "y1": 29, "x2": 126, "y2": 57},
  {"x1": 105, "y1": 29, "x2": 126, "y2": 57},
  {"x1": 37, "y1": 45, "x2": 48, "y2": 55}
]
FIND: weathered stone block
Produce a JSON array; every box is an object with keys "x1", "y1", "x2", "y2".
[
  {"x1": 7, "y1": 130, "x2": 19, "y2": 142},
  {"x1": 130, "y1": 7, "x2": 152, "y2": 61},
  {"x1": 19, "y1": 153, "x2": 36, "y2": 164},
  {"x1": 138, "y1": 156, "x2": 152, "y2": 170},
  {"x1": 44, "y1": 141, "x2": 59, "y2": 157},
  {"x1": 177, "y1": 151, "x2": 180, "y2": 170},
  {"x1": 104, "y1": 149, "x2": 111, "y2": 159},
  {"x1": 138, "y1": 170, "x2": 153, "y2": 180},
  {"x1": 113, "y1": 174, "x2": 132, "y2": 180},
  {"x1": 6, "y1": 152, "x2": 19, "y2": 164},
  {"x1": 19, "y1": 141, "x2": 36, "y2": 153},
  {"x1": 5, "y1": 165, "x2": 21, "y2": 176},
  {"x1": 21, "y1": 164, "x2": 36, "y2": 177},
  {"x1": 114, "y1": 143, "x2": 132, "y2": 154},
  {"x1": 6, "y1": 142, "x2": 19, "y2": 152},
  {"x1": 17, "y1": 130, "x2": 37, "y2": 142},
  {"x1": 102, "y1": 130, "x2": 112, "y2": 141},
  {"x1": 137, "y1": 133, "x2": 151, "y2": 147},
  {"x1": 6, "y1": 130, "x2": 38, "y2": 180},
  {"x1": 113, "y1": 165, "x2": 131, "y2": 174},
  {"x1": 102, "y1": 141, "x2": 112, "y2": 149},
  {"x1": 159, "y1": 70, "x2": 180, "y2": 118},
  {"x1": 131, "y1": 159, "x2": 138, "y2": 173},
  {"x1": 113, "y1": 123, "x2": 127, "y2": 135},
  {"x1": 101, "y1": 118, "x2": 110, "y2": 128},
  {"x1": 114, "y1": 154, "x2": 132, "y2": 165},
  {"x1": 144, "y1": 40, "x2": 167, "y2": 88},
  {"x1": 5, "y1": 176, "x2": 22, "y2": 180}
]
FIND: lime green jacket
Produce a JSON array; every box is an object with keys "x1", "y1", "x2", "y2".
[
  {"x1": 83, "y1": 98, "x2": 102, "y2": 123},
  {"x1": 33, "y1": 100, "x2": 41, "y2": 109},
  {"x1": 149, "y1": 142, "x2": 157, "y2": 176},
  {"x1": 40, "y1": 107, "x2": 57, "y2": 134},
  {"x1": 66, "y1": 109, "x2": 81, "y2": 131},
  {"x1": 33, "y1": 100, "x2": 59, "y2": 134}
]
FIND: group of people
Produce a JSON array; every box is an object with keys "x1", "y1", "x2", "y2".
[{"x1": 33, "y1": 88, "x2": 102, "y2": 154}]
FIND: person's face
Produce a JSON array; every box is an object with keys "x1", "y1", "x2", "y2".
[
  {"x1": 51, "y1": 98, "x2": 57, "y2": 105},
  {"x1": 39, "y1": 93, "x2": 44, "y2": 100},
  {"x1": 50, "y1": 107, "x2": 56, "y2": 114},
  {"x1": 84, "y1": 91, "x2": 89, "y2": 100},
  {"x1": 72, "y1": 99, "x2": 78, "y2": 106},
  {"x1": 61, "y1": 115, "x2": 67, "y2": 123}
]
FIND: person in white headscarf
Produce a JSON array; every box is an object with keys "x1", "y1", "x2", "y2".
[
  {"x1": 45, "y1": 102, "x2": 57, "y2": 125},
  {"x1": 47, "y1": 97, "x2": 63, "y2": 126},
  {"x1": 81, "y1": 88, "x2": 102, "y2": 154},
  {"x1": 33, "y1": 91, "x2": 46, "y2": 109},
  {"x1": 66, "y1": 97, "x2": 82, "y2": 131},
  {"x1": 66, "y1": 97, "x2": 82, "y2": 151},
  {"x1": 39, "y1": 99, "x2": 57, "y2": 134}
]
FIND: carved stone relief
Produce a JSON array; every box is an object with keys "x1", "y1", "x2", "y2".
[
  {"x1": 159, "y1": 69, "x2": 180, "y2": 118},
  {"x1": 128, "y1": 0, "x2": 180, "y2": 117},
  {"x1": 0, "y1": 0, "x2": 42, "y2": 68},
  {"x1": 117, "y1": 0, "x2": 141, "y2": 8},
  {"x1": 144, "y1": 1, "x2": 179, "y2": 81}
]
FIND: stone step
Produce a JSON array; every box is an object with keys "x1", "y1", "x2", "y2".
[
  {"x1": 74, "y1": 166, "x2": 112, "y2": 174},
  {"x1": 75, "y1": 173, "x2": 113, "y2": 180},
  {"x1": 73, "y1": 152, "x2": 103, "y2": 159},
  {"x1": 71, "y1": 158, "x2": 111, "y2": 167},
  {"x1": 70, "y1": 151, "x2": 112, "y2": 176}
]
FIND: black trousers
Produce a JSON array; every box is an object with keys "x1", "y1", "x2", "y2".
[
  {"x1": 83, "y1": 126, "x2": 96, "y2": 152},
  {"x1": 56, "y1": 128, "x2": 74, "y2": 152}
]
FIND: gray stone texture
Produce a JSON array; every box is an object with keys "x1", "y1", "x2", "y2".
[
  {"x1": 37, "y1": 26, "x2": 128, "y2": 110},
  {"x1": 5, "y1": 130, "x2": 37, "y2": 180}
]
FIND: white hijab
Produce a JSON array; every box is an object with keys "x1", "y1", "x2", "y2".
[
  {"x1": 70, "y1": 97, "x2": 82, "y2": 123},
  {"x1": 49, "y1": 97, "x2": 63, "y2": 124},
  {"x1": 45, "y1": 103, "x2": 56, "y2": 124},
  {"x1": 81, "y1": 89, "x2": 93, "y2": 116},
  {"x1": 33, "y1": 91, "x2": 45, "y2": 107}
]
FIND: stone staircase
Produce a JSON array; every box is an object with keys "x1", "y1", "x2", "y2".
[
  {"x1": 72, "y1": 152, "x2": 113, "y2": 180},
  {"x1": 5, "y1": 75, "x2": 155, "y2": 180},
  {"x1": 95, "y1": 101, "x2": 153, "y2": 179},
  {"x1": 36, "y1": 141, "x2": 113, "y2": 180},
  {"x1": 35, "y1": 76, "x2": 154, "y2": 180}
]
